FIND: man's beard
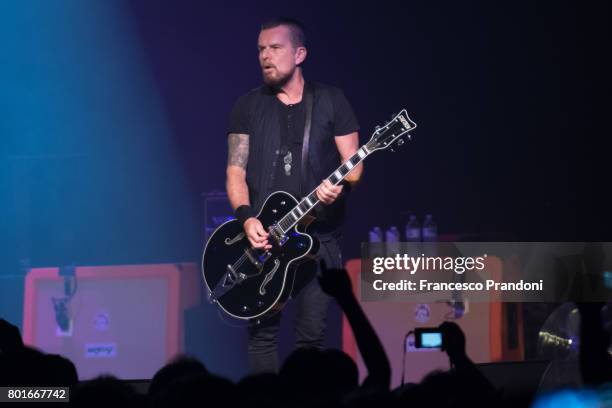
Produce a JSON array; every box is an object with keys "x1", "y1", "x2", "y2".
[{"x1": 262, "y1": 66, "x2": 294, "y2": 89}]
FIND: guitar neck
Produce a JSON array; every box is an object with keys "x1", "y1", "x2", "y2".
[{"x1": 276, "y1": 144, "x2": 372, "y2": 233}]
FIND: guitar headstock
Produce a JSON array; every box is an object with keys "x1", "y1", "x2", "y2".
[{"x1": 365, "y1": 109, "x2": 417, "y2": 152}]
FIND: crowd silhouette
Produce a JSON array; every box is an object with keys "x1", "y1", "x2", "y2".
[{"x1": 1, "y1": 261, "x2": 610, "y2": 407}]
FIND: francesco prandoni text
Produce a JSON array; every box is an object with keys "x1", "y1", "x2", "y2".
[{"x1": 371, "y1": 254, "x2": 544, "y2": 292}]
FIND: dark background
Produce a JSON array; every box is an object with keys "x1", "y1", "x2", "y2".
[
  {"x1": 130, "y1": 0, "x2": 609, "y2": 254},
  {"x1": 0, "y1": 0, "x2": 609, "y2": 329}
]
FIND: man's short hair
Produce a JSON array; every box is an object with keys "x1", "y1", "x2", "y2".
[{"x1": 261, "y1": 17, "x2": 306, "y2": 48}]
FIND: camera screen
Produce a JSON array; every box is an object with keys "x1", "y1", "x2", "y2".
[{"x1": 421, "y1": 332, "x2": 442, "y2": 348}]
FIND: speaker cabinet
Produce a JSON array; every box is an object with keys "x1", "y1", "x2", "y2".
[
  {"x1": 342, "y1": 258, "x2": 524, "y2": 387},
  {"x1": 22, "y1": 263, "x2": 200, "y2": 380}
]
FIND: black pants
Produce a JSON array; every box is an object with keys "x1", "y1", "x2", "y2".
[{"x1": 247, "y1": 235, "x2": 343, "y2": 373}]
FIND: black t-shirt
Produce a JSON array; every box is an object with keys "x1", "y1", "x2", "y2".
[
  {"x1": 273, "y1": 98, "x2": 305, "y2": 198},
  {"x1": 227, "y1": 82, "x2": 359, "y2": 233}
]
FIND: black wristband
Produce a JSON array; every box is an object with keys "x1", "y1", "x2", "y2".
[{"x1": 235, "y1": 205, "x2": 255, "y2": 225}]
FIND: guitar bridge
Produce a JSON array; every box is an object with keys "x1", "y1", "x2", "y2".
[{"x1": 269, "y1": 225, "x2": 288, "y2": 246}]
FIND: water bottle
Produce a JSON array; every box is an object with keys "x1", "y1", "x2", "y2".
[
  {"x1": 368, "y1": 226, "x2": 383, "y2": 257},
  {"x1": 369, "y1": 226, "x2": 383, "y2": 243},
  {"x1": 404, "y1": 215, "x2": 421, "y2": 257},
  {"x1": 404, "y1": 215, "x2": 421, "y2": 242},
  {"x1": 385, "y1": 226, "x2": 400, "y2": 257},
  {"x1": 385, "y1": 226, "x2": 400, "y2": 242},
  {"x1": 422, "y1": 214, "x2": 438, "y2": 257},
  {"x1": 422, "y1": 214, "x2": 438, "y2": 241}
]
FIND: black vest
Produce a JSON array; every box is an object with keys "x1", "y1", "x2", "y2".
[{"x1": 245, "y1": 82, "x2": 347, "y2": 233}]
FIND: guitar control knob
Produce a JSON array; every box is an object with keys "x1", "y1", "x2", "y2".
[
  {"x1": 241, "y1": 305, "x2": 249, "y2": 312},
  {"x1": 256, "y1": 301, "x2": 264, "y2": 308}
]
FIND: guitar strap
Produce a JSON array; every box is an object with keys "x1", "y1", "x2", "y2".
[{"x1": 301, "y1": 82, "x2": 314, "y2": 198}]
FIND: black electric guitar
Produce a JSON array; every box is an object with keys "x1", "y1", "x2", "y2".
[{"x1": 202, "y1": 110, "x2": 417, "y2": 321}]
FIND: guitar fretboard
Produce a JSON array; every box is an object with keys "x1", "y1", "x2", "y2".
[{"x1": 276, "y1": 145, "x2": 370, "y2": 233}]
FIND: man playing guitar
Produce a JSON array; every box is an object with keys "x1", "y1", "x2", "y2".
[{"x1": 225, "y1": 17, "x2": 363, "y2": 373}]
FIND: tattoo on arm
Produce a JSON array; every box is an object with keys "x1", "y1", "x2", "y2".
[{"x1": 228, "y1": 133, "x2": 249, "y2": 169}]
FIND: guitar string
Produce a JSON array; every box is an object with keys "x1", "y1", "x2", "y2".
[
  {"x1": 229, "y1": 142, "x2": 378, "y2": 274},
  {"x1": 277, "y1": 151, "x2": 367, "y2": 233},
  {"x1": 214, "y1": 115, "x2": 413, "y2": 305}
]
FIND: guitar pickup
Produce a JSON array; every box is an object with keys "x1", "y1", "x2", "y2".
[
  {"x1": 269, "y1": 226, "x2": 288, "y2": 246},
  {"x1": 243, "y1": 248, "x2": 261, "y2": 268},
  {"x1": 244, "y1": 248, "x2": 273, "y2": 270}
]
